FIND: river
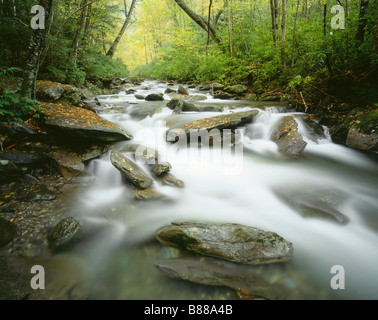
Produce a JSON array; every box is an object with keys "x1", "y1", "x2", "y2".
[{"x1": 64, "y1": 80, "x2": 378, "y2": 300}]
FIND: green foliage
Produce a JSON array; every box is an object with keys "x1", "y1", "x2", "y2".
[{"x1": 0, "y1": 89, "x2": 40, "y2": 124}]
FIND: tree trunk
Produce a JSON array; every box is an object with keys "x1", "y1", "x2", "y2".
[
  {"x1": 291, "y1": 0, "x2": 300, "y2": 72},
  {"x1": 64, "y1": 0, "x2": 88, "y2": 81},
  {"x1": 281, "y1": 0, "x2": 287, "y2": 78},
  {"x1": 174, "y1": 0, "x2": 223, "y2": 47},
  {"x1": 372, "y1": 5, "x2": 378, "y2": 55},
  {"x1": 270, "y1": 0, "x2": 279, "y2": 43},
  {"x1": 107, "y1": 0, "x2": 137, "y2": 58},
  {"x1": 356, "y1": 0, "x2": 370, "y2": 42},
  {"x1": 227, "y1": 0, "x2": 232, "y2": 56},
  {"x1": 21, "y1": 0, "x2": 53, "y2": 99}
]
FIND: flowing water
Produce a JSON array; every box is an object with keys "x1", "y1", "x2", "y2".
[{"x1": 65, "y1": 81, "x2": 378, "y2": 300}]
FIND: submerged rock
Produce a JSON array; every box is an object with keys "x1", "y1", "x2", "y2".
[
  {"x1": 154, "y1": 256, "x2": 291, "y2": 300},
  {"x1": 15, "y1": 183, "x2": 56, "y2": 202},
  {"x1": 47, "y1": 217, "x2": 82, "y2": 252},
  {"x1": 274, "y1": 188, "x2": 349, "y2": 225},
  {"x1": 270, "y1": 116, "x2": 307, "y2": 157},
  {"x1": 110, "y1": 151, "x2": 153, "y2": 189},
  {"x1": 156, "y1": 222, "x2": 294, "y2": 265},
  {"x1": 133, "y1": 187, "x2": 170, "y2": 201}
]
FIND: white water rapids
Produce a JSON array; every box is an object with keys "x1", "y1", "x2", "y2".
[{"x1": 71, "y1": 81, "x2": 378, "y2": 300}]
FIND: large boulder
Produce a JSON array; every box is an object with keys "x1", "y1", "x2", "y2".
[
  {"x1": 50, "y1": 149, "x2": 86, "y2": 178},
  {"x1": 40, "y1": 102, "x2": 133, "y2": 143},
  {"x1": 36, "y1": 81, "x2": 65, "y2": 101},
  {"x1": 346, "y1": 112, "x2": 378, "y2": 152},
  {"x1": 224, "y1": 84, "x2": 248, "y2": 95},
  {"x1": 168, "y1": 110, "x2": 259, "y2": 140},
  {"x1": 270, "y1": 116, "x2": 308, "y2": 157},
  {"x1": 110, "y1": 151, "x2": 153, "y2": 189},
  {"x1": 156, "y1": 222, "x2": 294, "y2": 265}
]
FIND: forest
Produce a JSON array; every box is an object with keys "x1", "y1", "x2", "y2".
[{"x1": 1, "y1": 0, "x2": 378, "y2": 302}]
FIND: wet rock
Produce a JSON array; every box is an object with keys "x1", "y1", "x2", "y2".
[
  {"x1": 167, "y1": 99, "x2": 199, "y2": 113},
  {"x1": 156, "y1": 222, "x2": 294, "y2": 265},
  {"x1": 110, "y1": 151, "x2": 153, "y2": 189},
  {"x1": 47, "y1": 217, "x2": 82, "y2": 252},
  {"x1": 270, "y1": 116, "x2": 307, "y2": 157},
  {"x1": 330, "y1": 108, "x2": 364, "y2": 145},
  {"x1": 158, "y1": 173, "x2": 185, "y2": 188},
  {"x1": 300, "y1": 117, "x2": 327, "y2": 142},
  {"x1": 41, "y1": 103, "x2": 133, "y2": 143},
  {"x1": 184, "y1": 95, "x2": 207, "y2": 102},
  {"x1": 274, "y1": 188, "x2": 349, "y2": 225},
  {"x1": 168, "y1": 110, "x2": 259, "y2": 141},
  {"x1": 154, "y1": 256, "x2": 291, "y2": 300},
  {"x1": 135, "y1": 94, "x2": 146, "y2": 100},
  {"x1": 346, "y1": 112, "x2": 378, "y2": 152},
  {"x1": 150, "y1": 163, "x2": 172, "y2": 176},
  {"x1": 196, "y1": 106, "x2": 225, "y2": 112},
  {"x1": 36, "y1": 81, "x2": 65, "y2": 101},
  {"x1": 213, "y1": 91, "x2": 236, "y2": 100},
  {"x1": 133, "y1": 187, "x2": 169, "y2": 201},
  {"x1": 145, "y1": 93, "x2": 165, "y2": 101},
  {"x1": 50, "y1": 149, "x2": 86, "y2": 178},
  {"x1": 224, "y1": 84, "x2": 248, "y2": 95},
  {"x1": 165, "y1": 87, "x2": 176, "y2": 94},
  {"x1": 0, "y1": 217, "x2": 17, "y2": 247},
  {"x1": 0, "y1": 160, "x2": 23, "y2": 184},
  {"x1": 178, "y1": 85, "x2": 190, "y2": 95},
  {"x1": 199, "y1": 83, "x2": 224, "y2": 91}
]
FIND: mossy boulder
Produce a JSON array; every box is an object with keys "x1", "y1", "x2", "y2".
[{"x1": 346, "y1": 111, "x2": 378, "y2": 152}]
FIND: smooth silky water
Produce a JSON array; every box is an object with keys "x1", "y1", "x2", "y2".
[{"x1": 64, "y1": 81, "x2": 378, "y2": 300}]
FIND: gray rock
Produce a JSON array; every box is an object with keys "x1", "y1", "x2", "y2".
[
  {"x1": 346, "y1": 112, "x2": 378, "y2": 152},
  {"x1": 135, "y1": 94, "x2": 146, "y2": 100},
  {"x1": 270, "y1": 116, "x2": 308, "y2": 157},
  {"x1": 145, "y1": 93, "x2": 165, "y2": 101},
  {"x1": 156, "y1": 222, "x2": 294, "y2": 265},
  {"x1": 158, "y1": 173, "x2": 185, "y2": 188},
  {"x1": 165, "y1": 87, "x2": 176, "y2": 94},
  {"x1": 0, "y1": 217, "x2": 17, "y2": 248},
  {"x1": 213, "y1": 91, "x2": 236, "y2": 100},
  {"x1": 199, "y1": 83, "x2": 224, "y2": 91},
  {"x1": 110, "y1": 151, "x2": 153, "y2": 189},
  {"x1": 167, "y1": 99, "x2": 199, "y2": 113},
  {"x1": 132, "y1": 187, "x2": 170, "y2": 201},
  {"x1": 37, "y1": 82, "x2": 65, "y2": 101},
  {"x1": 50, "y1": 149, "x2": 86, "y2": 178},
  {"x1": 177, "y1": 85, "x2": 189, "y2": 95},
  {"x1": 47, "y1": 217, "x2": 82, "y2": 251},
  {"x1": 154, "y1": 256, "x2": 291, "y2": 300},
  {"x1": 224, "y1": 85, "x2": 247, "y2": 95}
]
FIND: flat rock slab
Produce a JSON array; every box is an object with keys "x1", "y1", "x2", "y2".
[
  {"x1": 111, "y1": 151, "x2": 153, "y2": 189},
  {"x1": 156, "y1": 222, "x2": 294, "y2": 265},
  {"x1": 40, "y1": 102, "x2": 133, "y2": 143},
  {"x1": 169, "y1": 110, "x2": 259, "y2": 137}
]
